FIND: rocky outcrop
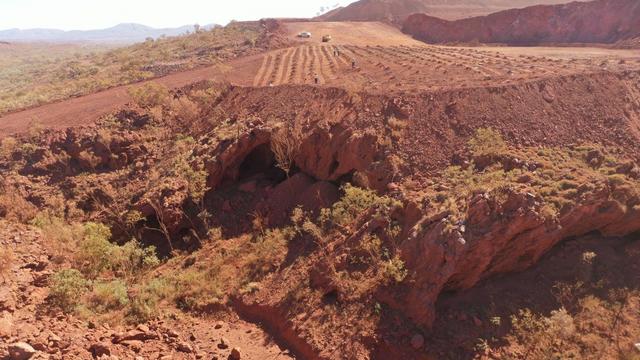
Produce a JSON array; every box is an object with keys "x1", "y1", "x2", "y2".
[
  {"x1": 15, "y1": 126, "x2": 148, "y2": 178},
  {"x1": 402, "y1": 0, "x2": 640, "y2": 45},
  {"x1": 396, "y1": 178, "x2": 640, "y2": 327},
  {"x1": 315, "y1": 0, "x2": 576, "y2": 23}
]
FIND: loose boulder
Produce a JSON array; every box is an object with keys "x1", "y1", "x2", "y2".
[{"x1": 7, "y1": 342, "x2": 36, "y2": 360}]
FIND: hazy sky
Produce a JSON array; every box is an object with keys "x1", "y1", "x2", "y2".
[{"x1": 0, "y1": 0, "x2": 355, "y2": 31}]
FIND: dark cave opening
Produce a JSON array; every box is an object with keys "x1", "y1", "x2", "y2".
[{"x1": 237, "y1": 143, "x2": 287, "y2": 183}]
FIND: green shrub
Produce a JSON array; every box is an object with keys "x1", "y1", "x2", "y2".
[
  {"x1": 468, "y1": 128, "x2": 507, "y2": 156},
  {"x1": 245, "y1": 227, "x2": 295, "y2": 281},
  {"x1": 128, "y1": 82, "x2": 170, "y2": 108},
  {"x1": 31, "y1": 213, "x2": 82, "y2": 260},
  {"x1": 173, "y1": 156, "x2": 208, "y2": 202},
  {"x1": 76, "y1": 222, "x2": 113, "y2": 278},
  {"x1": 89, "y1": 280, "x2": 129, "y2": 313},
  {"x1": 75, "y1": 222, "x2": 159, "y2": 278},
  {"x1": 383, "y1": 255, "x2": 408, "y2": 283},
  {"x1": 320, "y1": 183, "x2": 400, "y2": 228},
  {"x1": 174, "y1": 269, "x2": 223, "y2": 310},
  {"x1": 112, "y1": 240, "x2": 160, "y2": 277},
  {"x1": 127, "y1": 277, "x2": 174, "y2": 322},
  {"x1": 49, "y1": 269, "x2": 89, "y2": 312}
]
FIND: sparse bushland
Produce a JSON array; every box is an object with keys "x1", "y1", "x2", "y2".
[
  {"x1": 74, "y1": 222, "x2": 159, "y2": 279},
  {"x1": 31, "y1": 213, "x2": 83, "y2": 262},
  {"x1": 150, "y1": 224, "x2": 297, "y2": 312},
  {"x1": 40, "y1": 219, "x2": 161, "y2": 323},
  {"x1": 426, "y1": 127, "x2": 640, "y2": 357},
  {"x1": 87, "y1": 279, "x2": 130, "y2": 314},
  {"x1": 421, "y1": 128, "x2": 640, "y2": 228},
  {"x1": 3, "y1": 80, "x2": 640, "y2": 357},
  {"x1": 126, "y1": 277, "x2": 174, "y2": 322},
  {"x1": 49, "y1": 269, "x2": 90, "y2": 313},
  {"x1": 473, "y1": 265, "x2": 640, "y2": 359},
  {"x1": 0, "y1": 22, "x2": 265, "y2": 114},
  {"x1": 128, "y1": 82, "x2": 171, "y2": 108},
  {"x1": 467, "y1": 127, "x2": 507, "y2": 157},
  {"x1": 298, "y1": 184, "x2": 407, "y2": 299}
]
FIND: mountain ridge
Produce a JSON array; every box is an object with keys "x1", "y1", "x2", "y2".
[
  {"x1": 0, "y1": 23, "x2": 219, "y2": 43},
  {"x1": 402, "y1": 0, "x2": 640, "y2": 45},
  {"x1": 314, "y1": 0, "x2": 585, "y2": 23}
]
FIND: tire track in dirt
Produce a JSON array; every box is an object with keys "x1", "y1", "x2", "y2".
[
  {"x1": 277, "y1": 48, "x2": 294, "y2": 85},
  {"x1": 310, "y1": 46, "x2": 326, "y2": 84},
  {"x1": 266, "y1": 51, "x2": 283, "y2": 86},
  {"x1": 434, "y1": 48, "x2": 504, "y2": 77},
  {"x1": 306, "y1": 46, "x2": 317, "y2": 84},
  {"x1": 289, "y1": 46, "x2": 302, "y2": 84},
  {"x1": 341, "y1": 45, "x2": 363, "y2": 67},
  {"x1": 253, "y1": 53, "x2": 274, "y2": 87},
  {"x1": 333, "y1": 46, "x2": 351, "y2": 67},
  {"x1": 320, "y1": 45, "x2": 339, "y2": 79},
  {"x1": 299, "y1": 45, "x2": 310, "y2": 84}
]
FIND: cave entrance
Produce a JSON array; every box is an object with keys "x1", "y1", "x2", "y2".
[{"x1": 237, "y1": 143, "x2": 287, "y2": 182}]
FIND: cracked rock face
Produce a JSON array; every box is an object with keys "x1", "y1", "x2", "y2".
[{"x1": 397, "y1": 183, "x2": 640, "y2": 327}]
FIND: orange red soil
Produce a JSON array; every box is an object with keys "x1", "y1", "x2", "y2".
[{"x1": 1, "y1": 21, "x2": 640, "y2": 139}]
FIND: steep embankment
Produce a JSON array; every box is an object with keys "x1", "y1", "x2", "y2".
[
  {"x1": 213, "y1": 70, "x2": 640, "y2": 174},
  {"x1": 197, "y1": 70, "x2": 640, "y2": 358},
  {"x1": 3, "y1": 70, "x2": 640, "y2": 359},
  {"x1": 316, "y1": 0, "x2": 582, "y2": 23},
  {"x1": 403, "y1": 0, "x2": 640, "y2": 45}
]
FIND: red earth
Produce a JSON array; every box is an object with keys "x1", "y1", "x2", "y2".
[
  {"x1": 2, "y1": 21, "x2": 640, "y2": 138},
  {"x1": 402, "y1": 0, "x2": 640, "y2": 46},
  {"x1": 315, "y1": 0, "x2": 583, "y2": 23}
]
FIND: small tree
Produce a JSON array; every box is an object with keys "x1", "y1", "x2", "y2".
[
  {"x1": 271, "y1": 125, "x2": 300, "y2": 177},
  {"x1": 49, "y1": 269, "x2": 89, "y2": 312}
]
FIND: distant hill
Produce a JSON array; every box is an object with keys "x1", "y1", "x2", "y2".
[
  {"x1": 0, "y1": 23, "x2": 219, "y2": 43},
  {"x1": 315, "y1": 0, "x2": 581, "y2": 23},
  {"x1": 402, "y1": 0, "x2": 640, "y2": 45}
]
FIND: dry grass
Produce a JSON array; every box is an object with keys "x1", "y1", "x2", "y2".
[
  {"x1": 271, "y1": 124, "x2": 301, "y2": 177},
  {"x1": 0, "y1": 22, "x2": 262, "y2": 114},
  {"x1": 419, "y1": 129, "x2": 640, "y2": 227},
  {"x1": 0, "y1": 247, "x2": 15, "y2": 283},
  {"x1": 0, "y1": 191, "x2": 38, "y2": 224}
]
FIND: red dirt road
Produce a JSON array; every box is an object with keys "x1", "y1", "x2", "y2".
[
  {"x1": 0, "y1": 50, "x2": 266, "y2": 137},
  {"x1": 0, "y1": 65, "x2": 222, "y2": 136}
]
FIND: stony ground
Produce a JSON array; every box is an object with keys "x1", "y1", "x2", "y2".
[{"x1": 0, "y1": 220, "x2": 294, "y2": 360}]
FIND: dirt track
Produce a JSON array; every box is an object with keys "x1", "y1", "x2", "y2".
[
  {"x1": 0, "y1": 52, "x2": 266, "y2": 137},
  {"x1": 284, "y1": 21, "x2": 425, "y2": 46},
  {"x1": 2, "y1": 21, "x2": 640, "y2": 137},
  {"x1": 0, "y1": 64, "x2": 231, "y2": 136}
]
